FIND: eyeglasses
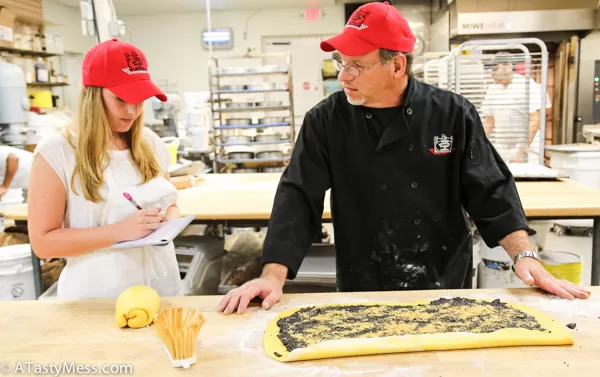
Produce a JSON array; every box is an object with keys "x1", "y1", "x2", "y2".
[{"x1": 332, "y1": 59, "x2": 381, "y2": 77}]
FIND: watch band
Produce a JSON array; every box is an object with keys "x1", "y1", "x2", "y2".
[{"x1": 513, "y1": 250, "x2": 539, "y2": 265}]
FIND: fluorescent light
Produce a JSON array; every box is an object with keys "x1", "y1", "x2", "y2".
[{"x1": 202, "y1": 28, "x2": 233, "y2": 50}]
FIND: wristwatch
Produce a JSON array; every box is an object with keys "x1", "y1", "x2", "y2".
[{"x1": 513, "y1": 250, "x2": 540, "y2": 265}]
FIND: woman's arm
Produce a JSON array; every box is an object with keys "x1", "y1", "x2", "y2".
[
  {"x1": 2, "y1": 153, "x2": 19, "y2": 190},
  {"x1": 163, "y1": 171, "x2": 180, "y2": 220},
  {"x1": 27, "y1": 154, "x2": 119, "y2": 259}
]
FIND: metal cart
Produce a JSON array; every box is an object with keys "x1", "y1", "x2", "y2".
[
  {"x1": 449, "y1": 38, "x2": 550, "y2": 166},
  {"x1": 207, "y1": 51, "x2": 296, "y2": 173}
]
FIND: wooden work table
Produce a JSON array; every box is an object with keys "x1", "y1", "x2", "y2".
[
  {"x1": 4, "y1": 173, "x2": 600, "y2": 221},
  {"x1": 1, "y1": 288, "x2": 599, "y2": 376},
  {"x1": 2, "y1": 173, "x2": 600, "y2": 291}
]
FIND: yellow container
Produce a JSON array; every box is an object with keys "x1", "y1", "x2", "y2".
[
  {"x1": 28, "y1": 90, "x2": 53, "y2": 108},
  {"x1": 161, "y1": 137, "x2": 180, "y2": 165},
  {"x1": 539, "y1": 251, "x2": 582, "y2": 284}
]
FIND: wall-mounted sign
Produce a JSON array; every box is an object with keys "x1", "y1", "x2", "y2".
[
  {"x1": 305, "y1": 8, "x2": 321, "y2": 21},
  {"x1": 202, "y1": 28, "x2": 233, "y2": 50},
  {"x1": 454, "y1": 9, "x2": 595, "y2": 35}
]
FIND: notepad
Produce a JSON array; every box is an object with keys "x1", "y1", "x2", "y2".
[{"x1": 112, "y1": 214, "x2": 195, "y2": 249}]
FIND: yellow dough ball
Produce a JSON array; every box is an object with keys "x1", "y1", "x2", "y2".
[{"x1": 115, "y1": 285, "x2": 160, "y2": 329}]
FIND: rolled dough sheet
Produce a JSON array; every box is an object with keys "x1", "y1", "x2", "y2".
[{"x1": 263, "y1": 297, "x2": 573, "y2": 362}]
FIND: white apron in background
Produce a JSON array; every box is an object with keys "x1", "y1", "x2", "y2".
[
  {"x1": 56, "y1": 165, "x2": 184, "y2": 300},
  {"x1": 527, "y1": 129, "x2": 543, "y2": 164}
]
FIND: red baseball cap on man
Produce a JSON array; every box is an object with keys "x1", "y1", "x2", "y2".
[
  {"x1": 82, "y1": 38, "x2": 167, "y2": 103},
  {"x1": 320, "y1": 1, "x2": 416, "y2": 56}
]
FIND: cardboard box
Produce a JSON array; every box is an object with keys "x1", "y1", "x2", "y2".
[
  {"x1": 0, "y1": 0, "x2": 43, "y2": 25},
  {"x1": 0, "y1": 6, "x2": 15, "y2": 47},
  {"x1": 456, "y1": 0, "x2": 598, "y2": 13}
]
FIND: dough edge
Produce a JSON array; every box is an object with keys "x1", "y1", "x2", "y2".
[{"x1": 262, "y1": 299, "x2": 574, "y2": 362}]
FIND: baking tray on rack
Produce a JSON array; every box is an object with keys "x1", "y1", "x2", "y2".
[
  {"x1": 217, "y1": 243, "x2": 336, "y2": 294},
  {"x1": 215, "y1": 122, "x2": 290, "y2": 129},
  {"x1": 506, "y1": 163, "x2": 567, "y2": 180},
  {"x1": 214, "y1": 106, "x2": 290, "y2": 113},
  {"x1": 217, "y1": 139, "x2": 292, "y2": 147},
  {"x1": 214, "y1": 88, "x2": 289, "y2": 94},
  {"x1": 216, "y1": 156, "x2": 290, "y2": 164},
  {"x1": 214, "y1": 70, "x2": 289, "y2": 77},
  {"x1": 294, "y1": 244, "x2": 337, "y2": 284}
]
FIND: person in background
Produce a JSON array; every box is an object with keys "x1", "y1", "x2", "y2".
[
  {"x1": 27, "y1": 39, "x2": 183, "y2": 300},
  {"x1": 481, "y1": 52, "x2": 554, "y2": 250},
  {"x1": 0, "y1": 146, "x2": 33, "y2": 201},
  {"x1": 218, "y1": 2, "x2": 590, "y2": 315},
  {"x1": 481, "y1": 52, "x2": 551, "y2": 163}
]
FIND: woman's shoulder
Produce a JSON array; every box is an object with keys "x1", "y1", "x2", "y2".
[{"x1": 32, "y1": 129, "x2": 76, "y2": 189}]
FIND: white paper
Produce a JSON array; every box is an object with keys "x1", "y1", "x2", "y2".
[
  {"x1": 0, "y1": 26, "x2": 13, "y2": 42},
  {"x1": 112, "y1": 214, "x2": 194, "y2": 249}
]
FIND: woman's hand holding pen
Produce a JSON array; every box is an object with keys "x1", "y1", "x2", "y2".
[{"x1": 114, "y1": 208, "x2": 166, "y2": 242}]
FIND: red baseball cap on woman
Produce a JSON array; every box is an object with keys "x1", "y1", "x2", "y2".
[
  {"x1": 82, "y1": 38, "x2": 167, "y2": 103},
  {"x1": 320, "y1": 1, "x2": 416, "y2": 56}
]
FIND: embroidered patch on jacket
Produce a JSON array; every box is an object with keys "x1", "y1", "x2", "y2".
[{"x1": 429, "y1": 134, "x2": 456, "y2": 155}]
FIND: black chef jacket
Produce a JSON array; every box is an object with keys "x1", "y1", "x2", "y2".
[{"x1": 262, "y1": 77, "x2": 529, "y2": 292}]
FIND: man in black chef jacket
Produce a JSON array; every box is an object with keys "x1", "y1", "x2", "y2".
[{"x1": 218, "y1": 2, "x2": 590, "y2": 315}]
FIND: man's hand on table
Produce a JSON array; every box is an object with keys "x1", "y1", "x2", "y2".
[
  {"x1": 514, "y1": 257, "x2": 592, "y2": 300},
  {"x1": 218, "y1": 263, "x2": 287, "y2": 315},
  {"x1": 500, "y1": 229, "x2": 591, "y2": 300}
]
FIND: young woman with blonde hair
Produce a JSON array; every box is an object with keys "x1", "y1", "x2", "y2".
[{"x1": 28, "y1": 39, "x2": 183, "y2": 299}]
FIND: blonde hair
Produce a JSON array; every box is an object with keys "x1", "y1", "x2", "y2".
[{"x1": 64, "y1": 86, "x2": 162, "y2": 202}]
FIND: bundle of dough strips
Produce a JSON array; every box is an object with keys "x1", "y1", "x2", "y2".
[{"x1": 153, "y1": 307, "x2": 205, "y2": 368}]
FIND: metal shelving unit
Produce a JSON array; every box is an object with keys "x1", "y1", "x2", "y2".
[
  {"x1": 0, "y1": 45, "x2": 62, "y2": 58},
  {"x1": 208, "y1": 52, "x2": 296, "y2": 173}
]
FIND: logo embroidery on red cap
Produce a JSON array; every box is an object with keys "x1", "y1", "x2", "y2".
[
  {"x1": 346, "y1": 10, "x2": 370, "y2": 31},
  {"x1": 122, "y1": 52, "x2": 149, "y2": 75}
]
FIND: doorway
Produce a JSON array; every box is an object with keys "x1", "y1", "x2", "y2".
[{"x1": 262, "y1": 35, "x2": 338, "y2": 130}]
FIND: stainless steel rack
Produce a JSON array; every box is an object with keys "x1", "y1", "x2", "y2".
[{"x1": 208, "y1": 52, "x2": 296, "y2": 173}]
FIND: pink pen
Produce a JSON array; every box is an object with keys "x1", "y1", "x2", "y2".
[{"x1": 123, "y1": 192, "x2": 143, "y2": 210}]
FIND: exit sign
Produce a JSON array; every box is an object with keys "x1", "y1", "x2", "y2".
[{"x1": 305, "y1": 8, "x2": 321, "y2": 21}]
